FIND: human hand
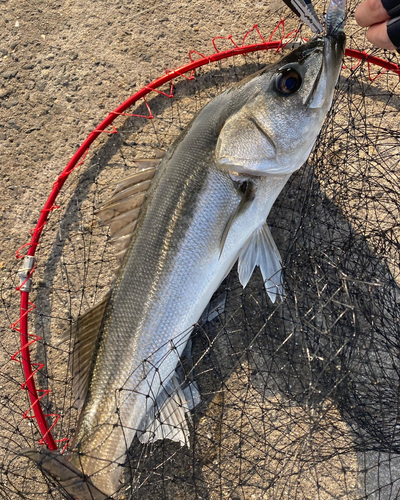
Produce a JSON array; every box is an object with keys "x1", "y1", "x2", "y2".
[{"x1": 355, "y1": 0, "x2": 400, "y2": 51}]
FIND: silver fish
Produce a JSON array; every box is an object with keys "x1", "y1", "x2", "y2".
[{"x1": 23, "y1": 7, "x2": 346, "y2": 498}]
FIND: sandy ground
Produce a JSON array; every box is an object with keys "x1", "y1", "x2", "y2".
[
  {"x1": 0, "y1": 0, "x2": 286, "y2": 265},
  {"x1": 1, "y1": 0, "x2": 400, "y2": 499}
]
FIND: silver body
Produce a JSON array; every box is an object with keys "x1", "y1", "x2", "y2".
[{"x1": 69, "y1": 35, "x2": 346, "y2": 496}]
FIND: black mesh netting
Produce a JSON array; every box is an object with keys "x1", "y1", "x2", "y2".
[{"x1": 1, "y1": 3, "x2": 400, "y2": 499}]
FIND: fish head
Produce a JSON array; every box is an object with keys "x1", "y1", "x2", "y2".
[
  {"x1": 270, "y1": 34, "x2": 346, "y2": 112},
  {"x1": 216, "y1": 31, "x2": 346, "y2": 176}
]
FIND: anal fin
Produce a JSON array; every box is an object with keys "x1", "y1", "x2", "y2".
[
  {"x1": 137, "y1": 374, "x2": 198, "y2": 447},
  {"x1": 238, "y1": 223, "x2": 284, "y2": 303}
]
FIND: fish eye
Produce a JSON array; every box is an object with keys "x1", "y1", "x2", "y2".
[{"x1": 275, "y1": 68, "x2": 302, "y2": 95}]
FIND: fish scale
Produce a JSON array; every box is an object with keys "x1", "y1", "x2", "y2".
[
  {"x1": 75, "y1": 37, "x2": 346, "y2": 497},
  {"x1": 71, "y1": 107, "x2": 244, "y2": 492},
  {"x1": 22, "y1": 5, "x2": 346, "y2": 496}
]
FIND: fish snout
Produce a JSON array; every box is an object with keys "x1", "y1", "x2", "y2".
[{"x1": 323, "y1": 32, "x2": 346, "y2": 75}]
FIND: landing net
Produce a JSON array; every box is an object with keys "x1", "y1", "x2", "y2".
[{"x1": 1, "y1": 1, "x2": 400, "y2": 498}]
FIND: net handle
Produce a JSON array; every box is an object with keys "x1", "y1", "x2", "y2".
[{"x1": 13, "y1": 31, "x2": 400, "y2": 451}]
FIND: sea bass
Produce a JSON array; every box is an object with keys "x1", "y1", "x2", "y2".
[{"x1": 23, "y1": 8, "x2": 346, "y2": 499}]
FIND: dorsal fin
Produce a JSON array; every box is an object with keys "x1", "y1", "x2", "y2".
[
  {"x1": 109, "y1": 233, "x2": 133, "y2": 253},
  {"x1": 154, "y1": 147, "x2": 165, "y2": 159},
  {"x1": 108, "y1": 167, "x2": 157, "y2": 196},
  {"x1": 97, "y1": 191, "x2": 147, "y2": 223},
  {"x1": 96, "y1": 152, "x2": 163, "y2": 263},
  {"x1": 70, "y1": 292, "x2": 111, "y2": 408},
  {"x1": 101, "y1": 179, "x2": 153, "y2": 208},
  {"x1": 108, "y1": 208, "x2": 140, "y2": 237}
]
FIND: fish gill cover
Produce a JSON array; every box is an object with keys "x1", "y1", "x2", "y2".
[{"x1": 1, "y1": 0, "x2": 400, "y2": 498}]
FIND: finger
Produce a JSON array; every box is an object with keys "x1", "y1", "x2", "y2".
[
  {"x1": 366, "y1": 20, "x2": 397, "y2": 49},
  {"x1": 355, "y1": 0, "x2": 390, "y2": 28}
]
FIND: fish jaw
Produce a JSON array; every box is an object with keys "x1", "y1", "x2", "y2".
[
  {"x1": 324, "y1": 32, "x2": 346, "y2": 91},
  {"x1": 303, "y1": 34, "x2": 345, "y2": 112}
]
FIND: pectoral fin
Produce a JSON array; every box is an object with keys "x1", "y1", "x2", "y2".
[
  {"x1": 238, "y1": 223, "x2": 284, "y2": 303},
  {"x1": 220, "y1": 180, "x2": 256, "y2": 257}
]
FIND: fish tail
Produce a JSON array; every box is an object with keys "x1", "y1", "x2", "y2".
[{"x1": 20, "y1": 448, "x2": 109, "y2": 500}]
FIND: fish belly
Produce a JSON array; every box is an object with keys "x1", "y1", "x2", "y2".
[{"x1": 71, "y1": 120, "x2": 289, "y2": 495}]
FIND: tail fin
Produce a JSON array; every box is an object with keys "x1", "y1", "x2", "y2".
[{"x1": 21, "y1": 448, "x2": 109, "y2": 500}]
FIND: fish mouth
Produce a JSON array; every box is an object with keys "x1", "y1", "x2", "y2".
[
  {"x1": 323, "y1": 32, "x2": 346, "y2": 74},
  {"x1": 303, "y1": 33, "x2": 345, "y2": 109},
  {"x1": 313, "y1": 0, "x2": 347, "y2": 107}
]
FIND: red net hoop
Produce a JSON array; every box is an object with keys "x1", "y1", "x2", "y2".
[
  {"x1": 5, "y1": 17, "x2": 400, "y2": 500},
  {"x1": 13, "y1": 19, "x2": 400, "y2": 457}
]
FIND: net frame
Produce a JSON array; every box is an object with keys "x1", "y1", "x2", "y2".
[{"x1": 7, "y1": 16, "x2": 400, "y2": 482}]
